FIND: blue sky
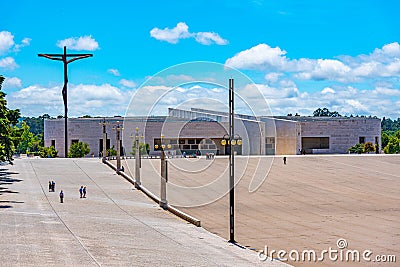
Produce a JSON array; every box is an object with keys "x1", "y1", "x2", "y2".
[{"x1": 1, "y1": 0, "x2": 399, "y2": 118}]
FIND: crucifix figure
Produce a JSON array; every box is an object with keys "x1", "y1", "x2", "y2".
[{"x1": 38, "y1": 46, "x2": 92, "y2": 157}]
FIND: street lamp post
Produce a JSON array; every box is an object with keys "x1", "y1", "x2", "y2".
[
  {"x1": 155, "y1": 134, "x2": 171, "y2": 209},
  {"x1": 220, "y1": 78, "x2": 243, "y2": 243},
  {"x1": 99, "y1": 118, "x2": 109, "y2": 162},
  {"x1": 113, "y1": 121, "x2": 123, "y2": 171},
  {"x1": 131, "y1": 127, "x2": 143, "y2": 188}
]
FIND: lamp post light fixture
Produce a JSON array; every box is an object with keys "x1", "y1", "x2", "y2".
[
  {"x1": 112, "y1": 121, "x2": 123, "y2": 171},
  {"x1": 130, "y1": 127, "x2": 143, "y2": 188}
]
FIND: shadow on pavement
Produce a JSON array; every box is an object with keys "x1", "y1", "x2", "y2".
[
  {"x1": 0, "y1": 200, "x2": 24, "y2": 209},
  {"x1": 0, "y1": 167, "x2": 21, "y2": 201},
  {"x1": 0, "y1": 168, "x2": 21, "y2": 185}
]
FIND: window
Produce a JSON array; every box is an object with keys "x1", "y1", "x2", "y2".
[
  {"x1": 172, "y1": 145, "x2": 179, "y2": 150},
  {"x1": 302, "y1": 137, "x2": 329, "y2": 149},
  {"x1": 359, "y1": 137, "x2": 365, "y2": 144},
  {"x1": 72, "y1": 139, "x2": 79, "y2": 144},
  {"x1": 51, "y1": 140, "x2": 56, "y2": 147},
  {"x1": 170, "y1": 139, "x2": 177, "y2": 144},
  {"x1": 188, "y1": 139, "x2": 195, "y2": 144},
  {"x1": 179, "y1": 139, "x2": 185, "y2": 144},
  {"x1": 266, "y1": 137, "x2": 275, "y2": 144}
]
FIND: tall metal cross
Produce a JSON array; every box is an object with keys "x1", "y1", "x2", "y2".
[{"x1": 38, "y1": 46, "x2": 92, "y2": 157}]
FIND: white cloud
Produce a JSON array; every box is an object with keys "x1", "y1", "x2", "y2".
[
  {"x1": 195, "y1": 32, "x2": 228, "y2": 45},
  {"x1": 235, "y1": 81, "x2": 400, "y2": 118},
  {"x1": 7, "y1": 83, "x2": 132, "y2": 117},
  {"x1": 150, "y1": 22, "x2": 192, "y2": 44},
  {"x1": 226, "y1": 42, "x2": 400, "y2": 83},
  {"x1": 144, "y1": 74, "x2": 201, "y2": 86},
  {"x1": 225, "y1": 44, "x2": 287, "y2": 70},
  {"x1": 372, "y1": 87, "x2": 400, "y2": 96},
  {"x1": 3, "y1": 77, "x2": 22, "y2": 89},
  {"x1": 264, "y1": 72, "x2": 282, "y2": 83},
  {"x1": 0, "y1": 31, "x2": 14, "y2": 54},
  {"x1": 0, "y1": 57, "x2": 18, "y2": 70},
  {"x1": 119, "y1": 79, "x2": 136, "y2": 88},
  {"x1": 296, "y1": 59, "x2": 352, "y2": 82},
  {"x1": 345, "y1": 99, "x2": 368, "y2": 111},
  {"x1": 321, "y1": 87, "x2": 335, "y2": 94},
  {"x1": 9, "y1": 80, "x2": 391, "y2": 119},
  {"x1": 14, "y1": 37, "x2": 31, "y2": 52},
  {"x1": 367, "y1": 42, "x2": 400, "y2": 63},
  {"x1": 150, "y1": 22, "x2": 228, "y2": 45},
  {"x1": 108, "y1": 68, "x2": 120, "y2": 76},
  {"x1": 57, "y1": 35, "x2": 99, "y2": 51},
  {"x1": 0, "y1": 31, "x2": 31, "y2": 54}
]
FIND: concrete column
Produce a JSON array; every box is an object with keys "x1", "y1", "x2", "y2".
[
  {"x1": 116, "y1": 128, "x2": 121, "y2": 170},
  {"x1": 135, "y1": 135, "x2": 141, "y2": 188},
  {"x1": 160, "y1": 150, "x2": 167, "y2": 208},
  {"x1": 101, "y1": 118, "x2": 107, "y2": 162}
]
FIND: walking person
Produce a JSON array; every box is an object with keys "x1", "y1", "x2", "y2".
[
  {"x1": 283, "y1": 156, "x2": 287, "y2": 165},
  {"x1": 59, "y1": 190, "x2": 64, "y2": 203},
  {"x1": 79, "y1": 186, "x2": 83, "y2": 198},
  {"x1": 51, "y1": 181, "x2": 56, "y2": 192},
  {"x1": 83, "y1": 186, "x2": 87, "y2": 198},
  {"x1": 49, "y1": 181, "x2": 52, "y2": 192}
]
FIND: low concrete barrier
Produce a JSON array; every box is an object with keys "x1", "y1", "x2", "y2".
[{"x1": 104, "y1": 160, "x2": 201, "y2": 227}]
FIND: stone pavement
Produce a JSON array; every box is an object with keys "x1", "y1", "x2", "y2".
[
  {"x1": 118, "y1": 155, "x2": 399, "y2": 267},
  {"x1": 0, "y1": 158, "x2": 286, "y2": 266}
]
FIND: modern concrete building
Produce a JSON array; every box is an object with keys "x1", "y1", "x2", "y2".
[{"x1": 44, "y1": 108, "x2": 381, "y2": 157}]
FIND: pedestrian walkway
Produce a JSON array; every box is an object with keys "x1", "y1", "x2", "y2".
[{"x1": 0, "y1": 158, "x2": 286, "y2": 266}]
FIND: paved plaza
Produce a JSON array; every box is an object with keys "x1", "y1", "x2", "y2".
[
  {"x1": 0, "y1": 158, "x2": 285, "y2": 266},
  {"x1": 118, "y1": 155, "x2": 399, "y2": 266}
]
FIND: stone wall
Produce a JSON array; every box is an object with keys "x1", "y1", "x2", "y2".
[{"x1": 300, "y1": 118, "x2": 381, "y2": 154}]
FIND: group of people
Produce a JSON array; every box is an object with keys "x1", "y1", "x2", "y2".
[
  {"x1": 48, "y1": 180, "x2": 88, "y2": 203},
  {"x1": 79, "y1": 186, "x2": 87, "y2": 198},
  {"x1": 48, "y1": 181, "x2": 56, "y2": 192}
]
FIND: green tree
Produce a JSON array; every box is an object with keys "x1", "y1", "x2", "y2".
[
  {"x1": 363, "y1": 142, "x2": 375, "y2": 153},
  {"x1": 0, "y1": 75, "x2": 21, "y2": 163},
  {"x1": 313, "y1": 108, "x2": 341, "y2": 117},
  {"x1": 381, "y1": 117, "x2": 400, "y2": 132},
  {"x1": 383, "y1": 133, "x2": 400, "y2": 154},
  {"x1": 68, "y1": 141, "x2": 90, "y2": 158},
  {"x1": 39, "y1": 146, "x2": 58, "y2": 158},
  {"x1": 348, "y1": 143, "x2": 364, "y2": 154},
  {"x1": 106, "y1": 146, "x2": 117, "y2": 156},
  {"x1": 131, "y1": 142, "x2": 150, "y2": 156},
  {"x1": 16, "y1": 122, "x2": 34, "y2": 153},
  {"x1": 13, "y1": 122, "x2": 43, "y2": 154},
  {"x1": 383, "y1": 137, "x2": 399, "y2": 154},
  {"x1": 382, "y1": 131, "x2": 390, "y2": 149}
]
